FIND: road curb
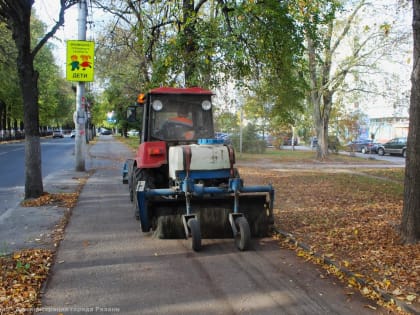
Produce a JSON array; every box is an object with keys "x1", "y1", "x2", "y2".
[{"x1": 274, "y1": 228, "x2": 419, "y2": 315}]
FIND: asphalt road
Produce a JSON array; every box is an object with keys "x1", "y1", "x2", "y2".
[
  {"x1": 40, "y1": 137, "x2": 388, "y2": 315},
  {"x1": 0, "y1": 136, "x2": 75, "y2": 215}
]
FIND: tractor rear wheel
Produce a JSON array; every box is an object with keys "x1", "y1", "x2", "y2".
[
  {"x1": 128, "y1": 161, "x2": 135, "y2": 202},
  {"x1": 132, "y1": 167, "x2": 141, "y2": 220},
  {"x1": 132, "y1": 167, "x2": 154, "y2": 231}
]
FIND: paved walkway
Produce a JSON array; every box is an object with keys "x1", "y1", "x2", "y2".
[
  {"x1": 40, "y1": 136, "x2": 136, "y2": 314},
  {"x1": 0, "y1": 169, "x2": 89, "y2": 255}
]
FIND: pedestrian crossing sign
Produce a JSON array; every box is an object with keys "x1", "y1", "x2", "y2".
[{"x1": 66, "y1": 40, "x2": 95, "y2": 82}]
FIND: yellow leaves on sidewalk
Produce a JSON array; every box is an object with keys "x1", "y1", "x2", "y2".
[
  {"x1": 0, "y1": 249, "x2": 53, "y2": 313},
  {"x1": 21, "y1": 192, "x2": 79, "y2": 209}
]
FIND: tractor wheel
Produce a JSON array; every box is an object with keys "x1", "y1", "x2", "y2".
[
  {"x1": 188, "y1": 218, "x2": 201, "y2": 252},
  {"x1": 235, "y1": 216, "x2": 251, "y2": 251},
  {"x1": 132, "y1": 168, "x2": 155, "y2": 228},
  {"x1": 132, "y1": 167, "x2": 142, "y2": 221},
  {"x1": 128, "y1": 161, "x2": 134, "y2": 202}
]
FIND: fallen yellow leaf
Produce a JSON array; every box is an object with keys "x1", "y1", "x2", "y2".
[
  {"x1": 362, "y1": 287, "x2": 371, "y2": 295},
  {"x1": 392, "y1": 288, "x2": 402, "y2": 296}
]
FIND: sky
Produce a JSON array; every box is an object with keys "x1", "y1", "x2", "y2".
[{"x1": 33, "y1": 0, "x2": 101, "y2": 73}]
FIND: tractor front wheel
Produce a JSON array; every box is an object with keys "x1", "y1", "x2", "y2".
[
  {"x1": 235, "y1": 217, "x2": 251, "y2": 251},
  {"x1": 188, "y1": 218, "x2": 201, "y2": 252}
]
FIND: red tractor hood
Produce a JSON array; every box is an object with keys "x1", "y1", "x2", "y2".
[{"x1": 149, "y1": 87, "x2": 213, "y2": 95}]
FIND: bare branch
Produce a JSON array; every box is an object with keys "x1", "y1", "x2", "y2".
[
  {"x1": 331, "y1": 0, "x2": 366, "y2": 54},
  {"x1": 32, "y1": 0, "x2": 78, "y2": 57}
]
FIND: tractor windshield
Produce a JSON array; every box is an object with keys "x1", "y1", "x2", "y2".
[{"x1": 149, "y1": 94, "x2": 214, "y2": 141}]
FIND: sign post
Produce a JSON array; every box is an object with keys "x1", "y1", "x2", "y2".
[{"x1": 66, "y1": 0, "x2": 95, "y2": 172}]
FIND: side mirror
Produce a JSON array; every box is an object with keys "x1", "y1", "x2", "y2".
[{"x1": 127, "y1": 105, "x2": 138, "y2": 122}]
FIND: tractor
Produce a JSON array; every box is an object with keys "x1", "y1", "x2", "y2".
[{"x1": 122, "y1": 87, "x2": 274, "y2": 251}]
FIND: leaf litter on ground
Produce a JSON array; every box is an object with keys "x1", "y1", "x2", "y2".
[
  {"x1": 239, "y1": 165, "x2": 418, "y2": 314},
  {"x1": 1, "y1": 179, "x2": 86, "y2": 314}
]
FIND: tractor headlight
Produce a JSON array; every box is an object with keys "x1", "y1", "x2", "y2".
[
  {"x1": 201, "y1": 100, "x2": 211, "y2": 111},
  {"x1": 152, "y1": 100, "x2": 163, "y2": 111}
]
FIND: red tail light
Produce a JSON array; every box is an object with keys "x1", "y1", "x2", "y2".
[
  {"x1": 137, "y1": 141, "x2": 167, "y2": 168},
  {"x1": 148, "y1": 147, "x2": 164, "y2": 156}
]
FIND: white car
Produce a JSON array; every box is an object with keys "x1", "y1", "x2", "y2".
[
  {"x1": 52, "y1": 130, "x2": 64, "y2": 138},
  {"x1": 127, "y1": 129, "x2": 139, "y2": 137}
]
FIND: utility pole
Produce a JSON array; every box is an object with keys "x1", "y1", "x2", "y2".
[{"x1": 74, "y1": 0, "x2": 87, "y2": 171}]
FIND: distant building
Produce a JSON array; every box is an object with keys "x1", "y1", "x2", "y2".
[{"x1": 369, "y1": 116, "x2": 409, "y2": 142}]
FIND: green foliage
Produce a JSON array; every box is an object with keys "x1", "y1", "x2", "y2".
[
  {"x1": 214, "y1": 110, "x2": 239, "y2": 134},
  {"x1": 33, "y1": 15, "x2": 74, "y2": 128},
  {"x1": 0, "y1": 15, "x2": 74, "y2": 128},
  {"x1": 15, "y1": 260, "x2": 31, "y2": 274},
  {"x1": 93, "y1": 0, "x2": 304, "y2": 118},
  {"x1": 230, "y1": 123, "x2": 266, "y2": 154},
  {"x1": 36, "y1": 45, "x2": 74, "y2": 127},
  {"x1": 0, "y1": 22, "x2": 22, "y2": 123}
]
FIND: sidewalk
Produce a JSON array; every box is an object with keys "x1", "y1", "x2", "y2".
[
  {"x1": 0, "y1": 170, "x2": 89, "y2": 256},
  {"x1": 0, "y1": 137, "x2": 130, "y2": 256},
  {"x1": 39, "y1": 136, "x2": 142, "y2": 314}
]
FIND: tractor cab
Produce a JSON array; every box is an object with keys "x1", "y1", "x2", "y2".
[{"x1": 130, "y1": 87, "x2": 215, "y2": 144}]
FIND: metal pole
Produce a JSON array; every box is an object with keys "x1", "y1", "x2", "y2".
[
  {"x1": 74, "y1": 0, "x2": 87, "y2": 171},
  {"x1": 239, "y1": 108, "x2": 243, "y2": 155}
]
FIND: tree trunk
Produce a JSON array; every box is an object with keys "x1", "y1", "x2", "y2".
[
  {"x1": 13, "y1": 5, "x2": 44, "y2": 199},
  {"x1": 401, "y1": 0, "x2": 420, "y2": 244},
  {"x1": 21, "y1": 66, "x2": 43, "y2": 199},
  {"x1": 307, "y1": 35, "x2": 329, "y2": 160},
  {"x1": 0, "y1": 100, "x2": 5, "y2": 132}
]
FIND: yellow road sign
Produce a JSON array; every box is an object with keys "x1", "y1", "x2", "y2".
[{"x1": 66, "y1": 40, "x2": 95, "y2": 82}]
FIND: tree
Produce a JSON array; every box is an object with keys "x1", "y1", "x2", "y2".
[
  {"x1": 93, "y1": 0, "x2": 304, "y2": 143},
  {"x1": 402, "y1": 0, "x2": 420, "y2": 244},
  {"x1": 302, "y1": 0, "x2": 367, "y2": 160},
  {"x1": 31, "y1": 15, "x2": 74, "y2": 128},
  {"x1": 291, "y1": 0, "x2": 406, "y2": 160},
  {"x1": 0, "y1": 0, "x2": 77, "y2": 199},
  {"x1": 0, "y1": 22, "x2": 22, "y2": 133}
]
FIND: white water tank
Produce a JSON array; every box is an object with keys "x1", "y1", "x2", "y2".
[{"x1": 169, "y1": 144, "x2": 231, "y2": 180}]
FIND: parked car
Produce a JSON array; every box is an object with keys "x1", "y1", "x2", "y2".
[
  {"x1": 310, "y1": 137, "x2": 318, "y2": 148},
  {"x1": 345, "y1": 139, "x2": 374, "y2": 153},
  {"x1": 377, "y1": 137, "x2": 407, "y2": 157},
  {"x1": 52, "y1": 130, "x2": 64, "y2": 138},
  {"x1": 127, "y1": 129, "x2": 139, "y2": 137},
  {"x1": 100, "y1": 129, "x2": 112, "y2": 135},
  {"x1": 369, "y1": 142, "x2": 382, "y2": 154},
  {"x1": 283, "y1": 137, "x2": 298, "y2": 146},
  {"x1": 215, "y1": 132, "x2": 231, "y2": 144},
  {"x1": 70, "y1": 130, "x2": 76, "y2": 138}
]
